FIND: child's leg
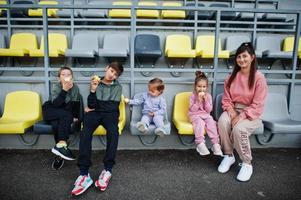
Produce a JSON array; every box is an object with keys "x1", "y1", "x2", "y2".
[
  {"x1": 101, "y1": 112, "x2": 119, "y2": 172},
  {"x1": 140, "y1": 114, "x2": 151, "y2": 127},
  {"x1": 153, "y1": 114, "x2": 164, "y2": 128},
  {"x1": 204, "y1": 116, "x2": 220, "y2": 144},
  {"x1": 78, "y1": 111, "x2": 102, "y2": 175},
  {"x1": 191, "y1": 117, "x2": 206, "y2": 144}
]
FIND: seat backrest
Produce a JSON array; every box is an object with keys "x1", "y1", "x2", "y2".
[
  {"x1": 39, "y1": 33, "x2": 68, "y2": 53},
  {"x1": 162, "y1": 2, "x2": 183, "y2": 7},
  {"x1": 165, "y1": 35, "x2": 192, "y2": 54},
  {"x1": 213, "y1": 93, "x2": 223, "y2": 121},
  {"x1": 9, "y1": 33, "x2": 38, "y2": 50},
  {"x1": 256, "y1": 36, "x2": 281, "y2": 52},
  {"x1": 135, "y1": 34, "x2": 161, "y2": 52},
  {"x1": 283, "y1": 37, "x2": 301, "y2": 52},
  {"x1": 102, "y1": 34, "x2": 129, "y2": 52},
  {"x1": 196, "y1": 35, "x2": 223, "y2": 53},
  {"x1": 262, "y1": 93, "x2": 290, "y2": 121},
  {"x1": 225, "y1": 35, "x2": 251, "y2": 53},
  {"x1": 172, "y1": 92, "x2": 191, "y2": 123},
  {"x1": 71, "y1": 33, "x2": 98, "y2": 51},
  {"x1": 2, "y1": 91, "x2": 42, "y2": 121},
  {"x1": 209, "y1": 3, "x2": 229, "y2": 8}
]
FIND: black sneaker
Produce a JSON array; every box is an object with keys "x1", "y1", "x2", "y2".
[
  {"x1": 51, "y1": 145, "x2": 76, "y2": 161},
  {"x1": 52, "y1": 156, "x2": 65, "y2": 170}
]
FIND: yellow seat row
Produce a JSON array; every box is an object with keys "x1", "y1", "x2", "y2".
[
  {"x1": 0, "y1": 91, "x2": 126, "y2": 136},
  {"x1": 283, "y1": 37, "x2": 301, "y2": 58}
]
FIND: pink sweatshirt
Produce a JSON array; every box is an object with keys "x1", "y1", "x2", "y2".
[
  {"x1": 222, "y1": 71, "x2": 268, "y2": 120},
  {"x1": 188, "y1": 92, "x2": 213, "y2": 119}
]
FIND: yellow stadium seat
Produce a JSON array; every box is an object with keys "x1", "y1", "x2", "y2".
[
  {"x1": 283, "y1": 37, "x2": 301, "y2": 58},
  {"x1": 195, "y1": 35, "x2": 230, "y2": 58},
  {"x1": 165, "y1": 35, "x2": 195, "y2": 58},
  {"x1": 109, "y1": 1, "x2": 131, "y2": 18},
  {"x1": 0, "y1": 33, "x2": 38, "y2": 57},
  {"x1": 28, "y1": 1, "x2": 58, "y2": 17},
  {"x1": 0, "y1": 91, "x2": 42, "y2": 134},
  {"x1": 29, "y1": 33, "x2": 67, "y2": 57},
  {"x1": 93, "y1": 96, "x2": 126, "y2": 135},
  {"x1": 137, "y1": 2, "x2": 159, "y2": 18},
  {"x1": 161, "y1": 2, "x2": 185, "y2": 19},
  {"x1": 172, "y1": 92, "x2": 194, "y2": 135},
  {"x1": 0, "y1": 0, "x2": 7, "y2": 16}
]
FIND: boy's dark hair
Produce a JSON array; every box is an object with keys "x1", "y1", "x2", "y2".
[
  {"x1": 194, "y1": 71, "x2": 208, "y2": 86},
  {"x1": 149, "y1": 78, "x2": 165, "y2": 93},
  {"x1": 109, "y1": 61, "x2": 124, "y2": 76},
  {"x1": 58, "y1": 66, "x2": 73, "y2": 77}
]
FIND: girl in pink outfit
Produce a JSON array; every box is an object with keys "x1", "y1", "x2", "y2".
[
  {"x1": 217, "y1": 42, "x2": 268, "y2": 182},
  {"x1": 188, "y1": 71, "x2": 223, "y2": 156}
]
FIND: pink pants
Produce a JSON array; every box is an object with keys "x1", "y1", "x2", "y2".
[
  {"x1": 218, "y1": 111, "x2": 262, "y2": 163},
  {"x1": 190, "y1": 115, "x2": 220, "y2": 145}
]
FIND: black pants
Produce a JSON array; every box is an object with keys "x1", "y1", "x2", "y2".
[
  {"x1": 78, "y1": 111, "x2": 119, "y2": 174},
  {"x1": 42, "y1": 106, "x2": 73, "y2": 143}
]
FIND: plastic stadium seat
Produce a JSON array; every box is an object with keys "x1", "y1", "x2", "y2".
[
  {"x1": 93, "y1": 96, "x2": 126, "y2": 135},
  {"x1": 213, "y1": 93, "x2": 264, "y2": 134},
  {"x1": 4, "y1": 0, "x2": 35, "y2": 18},
  {"x1": 129, "y1": 92, "x2": 170, "y2": 136},
  {"x1": 186, "y1": 2, "x2": 212, "y2": 20},
  {"x1": 78, "y1": 1, "x2": 107, "y2": 18},
  {"x1": 234, "y1": 3, "x2": 256, "y2": 20},
  {"x1": 0, "y1": 1, "x2": 7, "y2": 16},
  {"x1": 33, "y1": 95, "x2": 84, "y2": 135},
  {"x1": 283, "y1": 37, "x2": 301, "y2": 58},
  {"x1": 29, "y1": 33, "x2": 67, "y2": 57},
  {"x1": 0, "y1": 33, "x2": 38, "y2": 57},
  {"x1": 256, "y1": 36, "x2": 293, "y2": 59},
  {"x1": 98, "y1": 34, "x2": 129, "y2": 62},
  {"x1": 161, "y1": 2, "x2": 186, "y2": 19},
  {"x1": 261, "y1": 13, "x2": 287, "y2": 22},
  {"x1": 65, "y1": 33, "x2": 99, "y2": 58},
  {"x1": 0, "y1": 91, "x2": 42, "y2": 134},
  {"x1": 55, "y1": 0, "x2": 82, "y2": 18},
  {"x1": 0, "y1": 34, "x2": 5, "y2": 49},
  {"x1": 195, "y1": 35, "x2": 229, "y2": 58},
  {"x1": 262, "y1": 93, "x2": 301, "y2": 134},
  {"x1": 108, "y1": 1, "x2": 131, "y2": 18},
  {"x1": 135, "y1": 34, "x2": 162, "y2": 67},
  {"x1": 225, "y1": 35, "x2": 251, "y2": 56},
  {"x1": 209, "y1": 3, "x2": 236, "y2": 20},
  {"x1": 172, "y1": 92, "x2": 194, "y2": 135},
  {"x1": 28, "y1": 1, "x2": 58, "y2": 17},
  {"x1": 137, "y1": 1, "x2": 159, "y2": 18},
  {"x1": 165, "y1": 35, "x2": 195, "y2": 58}
]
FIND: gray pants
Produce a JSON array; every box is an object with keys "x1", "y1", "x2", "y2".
[{"x1": 218, "y1": 105, "x2": 262, "y2": 163}]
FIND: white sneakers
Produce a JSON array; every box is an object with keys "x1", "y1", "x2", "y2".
[
  {"x1": 237, "y1": 162, "x2": 253, "y2": 182},
  {"x1": 218, "y1": 155, "x2": 236, "y2": 173},
  {"x1": 218, "y1": 155, "x2": 253, "y2": 182},
  {"x1": 196, "y1": 143, "x2": 210, "y2": 156},
  {"x1": 136, "y1": 122, "x2": 147, "y2": 133},
  {"x1": 211, "y1": 143, "x2": 223, "y2": 156}
]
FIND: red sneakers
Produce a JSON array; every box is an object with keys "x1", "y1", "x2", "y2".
[{"x1": 95, "y1": 170, "x2": 112, "y2": 191}]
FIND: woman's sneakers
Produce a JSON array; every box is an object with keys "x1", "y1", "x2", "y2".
[
  {"x1": 95, "y1": 170, "x2": 112, "y2": 191},
  {"x1": 71, "y1": 174, "x2": 93, "y2": 196},
  {"x1": 237, "y1": 162, "x2": 253, "y2": 182},
  {"x1": 218, "y1": 155, "x2": 235, "y2": 173}
]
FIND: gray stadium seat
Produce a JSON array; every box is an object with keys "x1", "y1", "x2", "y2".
[
  {"x1": 262, "y1": 93, "x2": 301, "y2": 134},
  {"x1": 213, "y1": 93, "x2": 264, "y2": 134},
  {"x1": 186, "y1": 2, "x2": 212, "y2": 20},
  {"x1": 130, "y1": 92, "x2": 171, "y2": 136},
  {"x1": 209, "y1": 3, "x2": 236, "y2": 20},
  {"x1": 65, "y1": 33, "x2": 99, "y2": 58},
  {"x1": 0, "y1": 34, "x2": 5, "y2": 74},
  {"x1": 235, "y1": 3, "x2": 261, "y2": 21},
  {"x1": 261, "y1": 37, "x2": 293, "y2": 59},
  {"x1": 98, "y1": 34, "x2": 129, "y2": 62},
  {"x1": 225, "y1": 35, "x2": 251, "y2": 56},
  {"x1": 56, "y1": 0, "x2": 82, "y2": 18},
  {"x1": 78, "y1": 1, "x2": 108, "y2": 18},
  {"x1": 261, "y1": 13, "x2": 287, "y2": 22}
]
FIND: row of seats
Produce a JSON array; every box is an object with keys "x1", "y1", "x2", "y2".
[
  {"x1": 0, "y1": 0, "x2": 288, "y2": 22},
  {"x1": 1, "y1": 33, "x2": 300, "y2": 62},
  {"x1": 1, "y1": 90, "x2": 300, "y2": 146}
]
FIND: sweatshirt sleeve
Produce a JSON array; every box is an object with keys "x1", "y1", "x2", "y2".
[
  {"x1": 203, "y1": 94, "x2": 213, "y2": 113},
  {"x1": 189, "y1": 93, "x2": 200, "y2": 112},
  {"x1": 51, "y1": 84, "x2": 67, "y2": 107},
  {"x1": 222, "y1": 78, "x2": 235, "y2": 112},
  {"x1": 154, "y1": 96, "x2": 167, "y2": 115},
  {"x1": 87, "y1": 91, "x2": 98, "y2": 109},
  {"x1": 239, "y1": 75, "x2": 268, "y2": 120},
  {"x1": 129, "y1": 93, "x2": 145, "y2": 105}
]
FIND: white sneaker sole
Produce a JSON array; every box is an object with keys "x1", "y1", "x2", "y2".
[{"x1": 51, "y1": 148, "x2": 75, "y2": 161}]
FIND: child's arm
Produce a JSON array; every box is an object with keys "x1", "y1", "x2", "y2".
[
  {"x1": 87, "y1": 77, "x2": 100, "y2": 109},
  {"x1": 128, "y1": 93, "x2": 145, "y2": 105},
  {"x1": 154, "y1": 96, "x2": 167, "y2": 115},
  {"x1": 189, "y1": 93, "x2": 200, "y2": 112},
  {"x1": 203, "y1": 93, "x2": 213, "y2": 113}
]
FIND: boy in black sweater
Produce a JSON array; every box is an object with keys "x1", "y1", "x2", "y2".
[{"x1": 71, "y1": 62, "x2": 124, "y2": 196}]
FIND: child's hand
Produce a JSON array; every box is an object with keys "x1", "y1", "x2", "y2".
[
  {"x1": 84, "y1": 107, "x2": 95, "y2": 113},
  {"x1": 73, "y1": 118, "x2": 78, "y2": 122},
  {"x1": 124, "y1": 98, "x2": 130, "y2": 104},
  {"x1": 62, "y1": 80, "x2": 73, "y2": 91},
  {"x1": 149, "y1": 112, "x2": 154, "y2": 116},
  {"x1": 197, "y1": 91, "x2": 205, "y2": 101},
  {"x1": 90, "y1": 75, "x2": 100, "y2": 92}
]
